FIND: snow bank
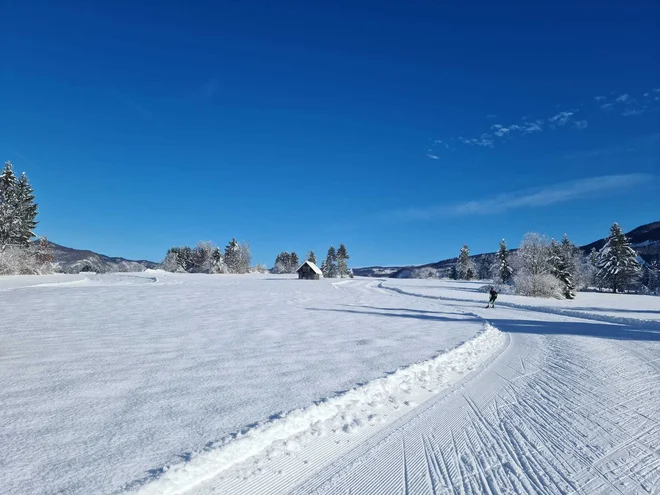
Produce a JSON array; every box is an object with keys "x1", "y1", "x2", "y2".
[{"x1": 136, "y1": 324, "x2": 506, "y2": 494}]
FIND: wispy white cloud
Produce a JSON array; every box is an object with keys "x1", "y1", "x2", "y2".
[
  {"x1": 623, "y1": 108, "x2": 644, "y2": 117},
  {"x1": 459, "y1": 134, "x2": 494, "y2": 147},
  {"x1": 520, "y1": 121, "x2": 543, "y2": 133},
  {"x1": 425, "y1": 153, "x2": 440, "y2": 160},
  {"x1": 549, "y1": 111, "x2": 575, "y2": 127},
  {"x1": 427, "y1": 86, "x2": 658, "y2": 156},
  {"x1": 392, "y1": 174, "x2": 653, "y2": 220}
]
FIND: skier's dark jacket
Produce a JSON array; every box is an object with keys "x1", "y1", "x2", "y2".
[{"x1": 489, "y1": 288, "x2": 498, "y2": 300}]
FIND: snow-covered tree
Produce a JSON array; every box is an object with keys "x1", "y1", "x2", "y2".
[
  {"x1": 0, "y1": 161, "x2": 18, "y2": 246},
  {"x1": 272, "y1": 252, "x2": 289, "y2": 274},
  {"x1": 641, "y1": 261, "x2": 660, "y2": 294},
  {"x1": 549, "y1": 236, "x2": 575, "y2": 299},
  {"x1": 455, "y1": 244, "x2": 475, "y2": 280},
  {"x1": 596, "y1": 222, "x2": 641, "y2": 293},
  {"x1": 495, "y1": 239, "x2": 513, "y2": 284},
  {"x1": 588, "y1": 247, "x2": 600, "y2": 289},
  {"x1": 336, "y1": 243, "x2": 350, "y2": 278},
  {"x1": 190, "y1": 241, "x2": 223, "y2": 273},
  {"x1": 307, "y1": 250, "x2": 317, "y2": 265},
  {"x1": 210, "y1": 246, "x2": 227, "y2": 273},
  {"x1": 290, "y1": 252, "x2": 300, "y2": 271},
  {"x1": 273, "y1": 251, "x2": 300, "y2": 273},
  {"x1": 224, "y1": 238, "x2": 241, "y2": 273},
  {"x1": 476, "y1": 254, "x2": 492, "y2": 280},
  {"x1": 14, "y1": 173, "x2": 38, "y2": 247},
  {"x1": 512, "y1": 233, "x2": 562, "y2": 298},
  {"x1": 253, "y1": 263, "x2": 268, "y2": 274},
  {"x1": 161, "y1": 251, "x2": 182, "y2": 272},
  {"x1": 322, "y1": 246, "x2": 338, "y2": 278},
  {"x1": 236, "y1": 242, "x2": 252, "y2": 274}
]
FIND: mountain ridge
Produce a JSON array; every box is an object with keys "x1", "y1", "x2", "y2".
[
  {"x1": 41, "y1": 241, "x2": 160, "y2": 274},
  {"x1": 354, "y1": 221, "x2": 660, "y2": 278}
]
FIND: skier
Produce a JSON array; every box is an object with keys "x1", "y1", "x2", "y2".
[{"x1": 486, "y1": 286, "x2": 498, "y2": 308}]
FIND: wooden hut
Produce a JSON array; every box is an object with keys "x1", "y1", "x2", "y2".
[{"x1": 297, "y1": 260, "x2": 322, "y2": 280}]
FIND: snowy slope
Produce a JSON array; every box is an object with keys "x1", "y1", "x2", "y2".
[{"x1": 0, "y1": 273, "x2": 484, "y2": 495}]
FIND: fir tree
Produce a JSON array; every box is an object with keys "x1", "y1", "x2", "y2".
[
  {"x1": 455, "y1": 244, "x2": 475, "y2": 280},
  {"x1": 14, "y1": 173, "x2": 38, "y2": 247},
  {"x1": 322, "y1": 246, "x2": 338, "y2": 278},
  {"x1": 596, "y1": 222, "x2": 641, "y2": 293},
  {"x1": 307, "y1": 250, "x2": 317, "y2": 265},
  {"x1": 644, "y1": 261, "x2": 660, "y2": 294},
  {"x1": 336, "y1": 243, "x2": 350, "y2": 278},
  {"x1": 497, "y1": 239, "x2": 512, "y2": 284},
  {"x1": 0, "y1": 161, "x2": 18, "y2": 246},
  {"x1": 290, "y1": 252, "x2": 299, "y2": 272},
  {"x1": 549, "y1": 237, "x2": 575, "y2": 299},
  {"x1": 477, "y1": 254, "x2": 492, "y2": 280},
  {"x1": 224, "y1": 238, "x2": 241, "y2": 273}
]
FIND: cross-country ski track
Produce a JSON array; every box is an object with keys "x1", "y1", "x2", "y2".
[{"x1": 138, "y1": 279, "x2": 660, "y2": 495}]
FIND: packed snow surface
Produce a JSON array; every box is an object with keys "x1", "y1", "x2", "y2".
[
  {"x1": 1, "y1": 275, "x2": 659, "y2": 494},
  {"x1": 1, "y1": 273, "x2": 484, "y2": 494}
]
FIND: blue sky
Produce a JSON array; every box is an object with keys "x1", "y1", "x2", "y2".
[{"x1": 2, "y1": 0, "x2": 659, "y2": 267}]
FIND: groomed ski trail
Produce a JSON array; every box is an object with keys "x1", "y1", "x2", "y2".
[
  {"x1": 134, "y1": 281, "x2": 508, "y2": 495},
  {"x1": 291, "y1": 283, "x2": 660, "y2": 495}
]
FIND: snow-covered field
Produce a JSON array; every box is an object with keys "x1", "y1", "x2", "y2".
[{"x1": 1, "y1": 274, "x2": 659, "y2": 494}]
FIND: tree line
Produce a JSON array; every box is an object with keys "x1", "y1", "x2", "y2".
[
  {"x1": 162, "y1": 239, "x2": 253, "y2": 274},
  {"x1": 272, "y1": 244, "x2": 352, "y2": 278},
  {"x1": 451, "y1": 222, "x2": 658, "y2": 298},
  {"x1": 0, "y1": 161, "x2": 54, "y2": 274}
]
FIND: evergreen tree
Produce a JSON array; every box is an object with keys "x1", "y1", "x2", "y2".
[
  {"x1": 307, "y1": 250, "x2": 317, "y2": 265},
  {"x1": 0, "y1": 161, "x2": 18, "y2": 246},
  {"x1": 477, "y1": 254, "x2": 492, "y2": 280},
  {"x1": 322, "y1": 246, "x2": 338, "y2": 278},
  {"x1": 644, "y1": 261, "x2": 660, "y2": 294},
  {"x1": 210, "y1": 247, "x2": 226, "y2": 273},
  {"x1": 549, "y1": 237, "x2": 575, "y2": 299},
  {"x1": 596, "y1": 222, "x2": 641, "y2": 293},
  {"x1": 455, "y1": 244, "x2": 475, "y2": 280},
  {"x1": 14, "y1": 173, "x2": 38, "y2": 247},
  {"x1": 290, "y1": 252, "x2": 299, "y2": 272},
  {"x1": 224, "y1": 238, "x2": 241, "y2": 273},
  {"x1": 336, "y1": 243, "x2": 350, "y2": 278},
  {"x1": 497, "y1": 239, "x2": 512, "y2": 284}
]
